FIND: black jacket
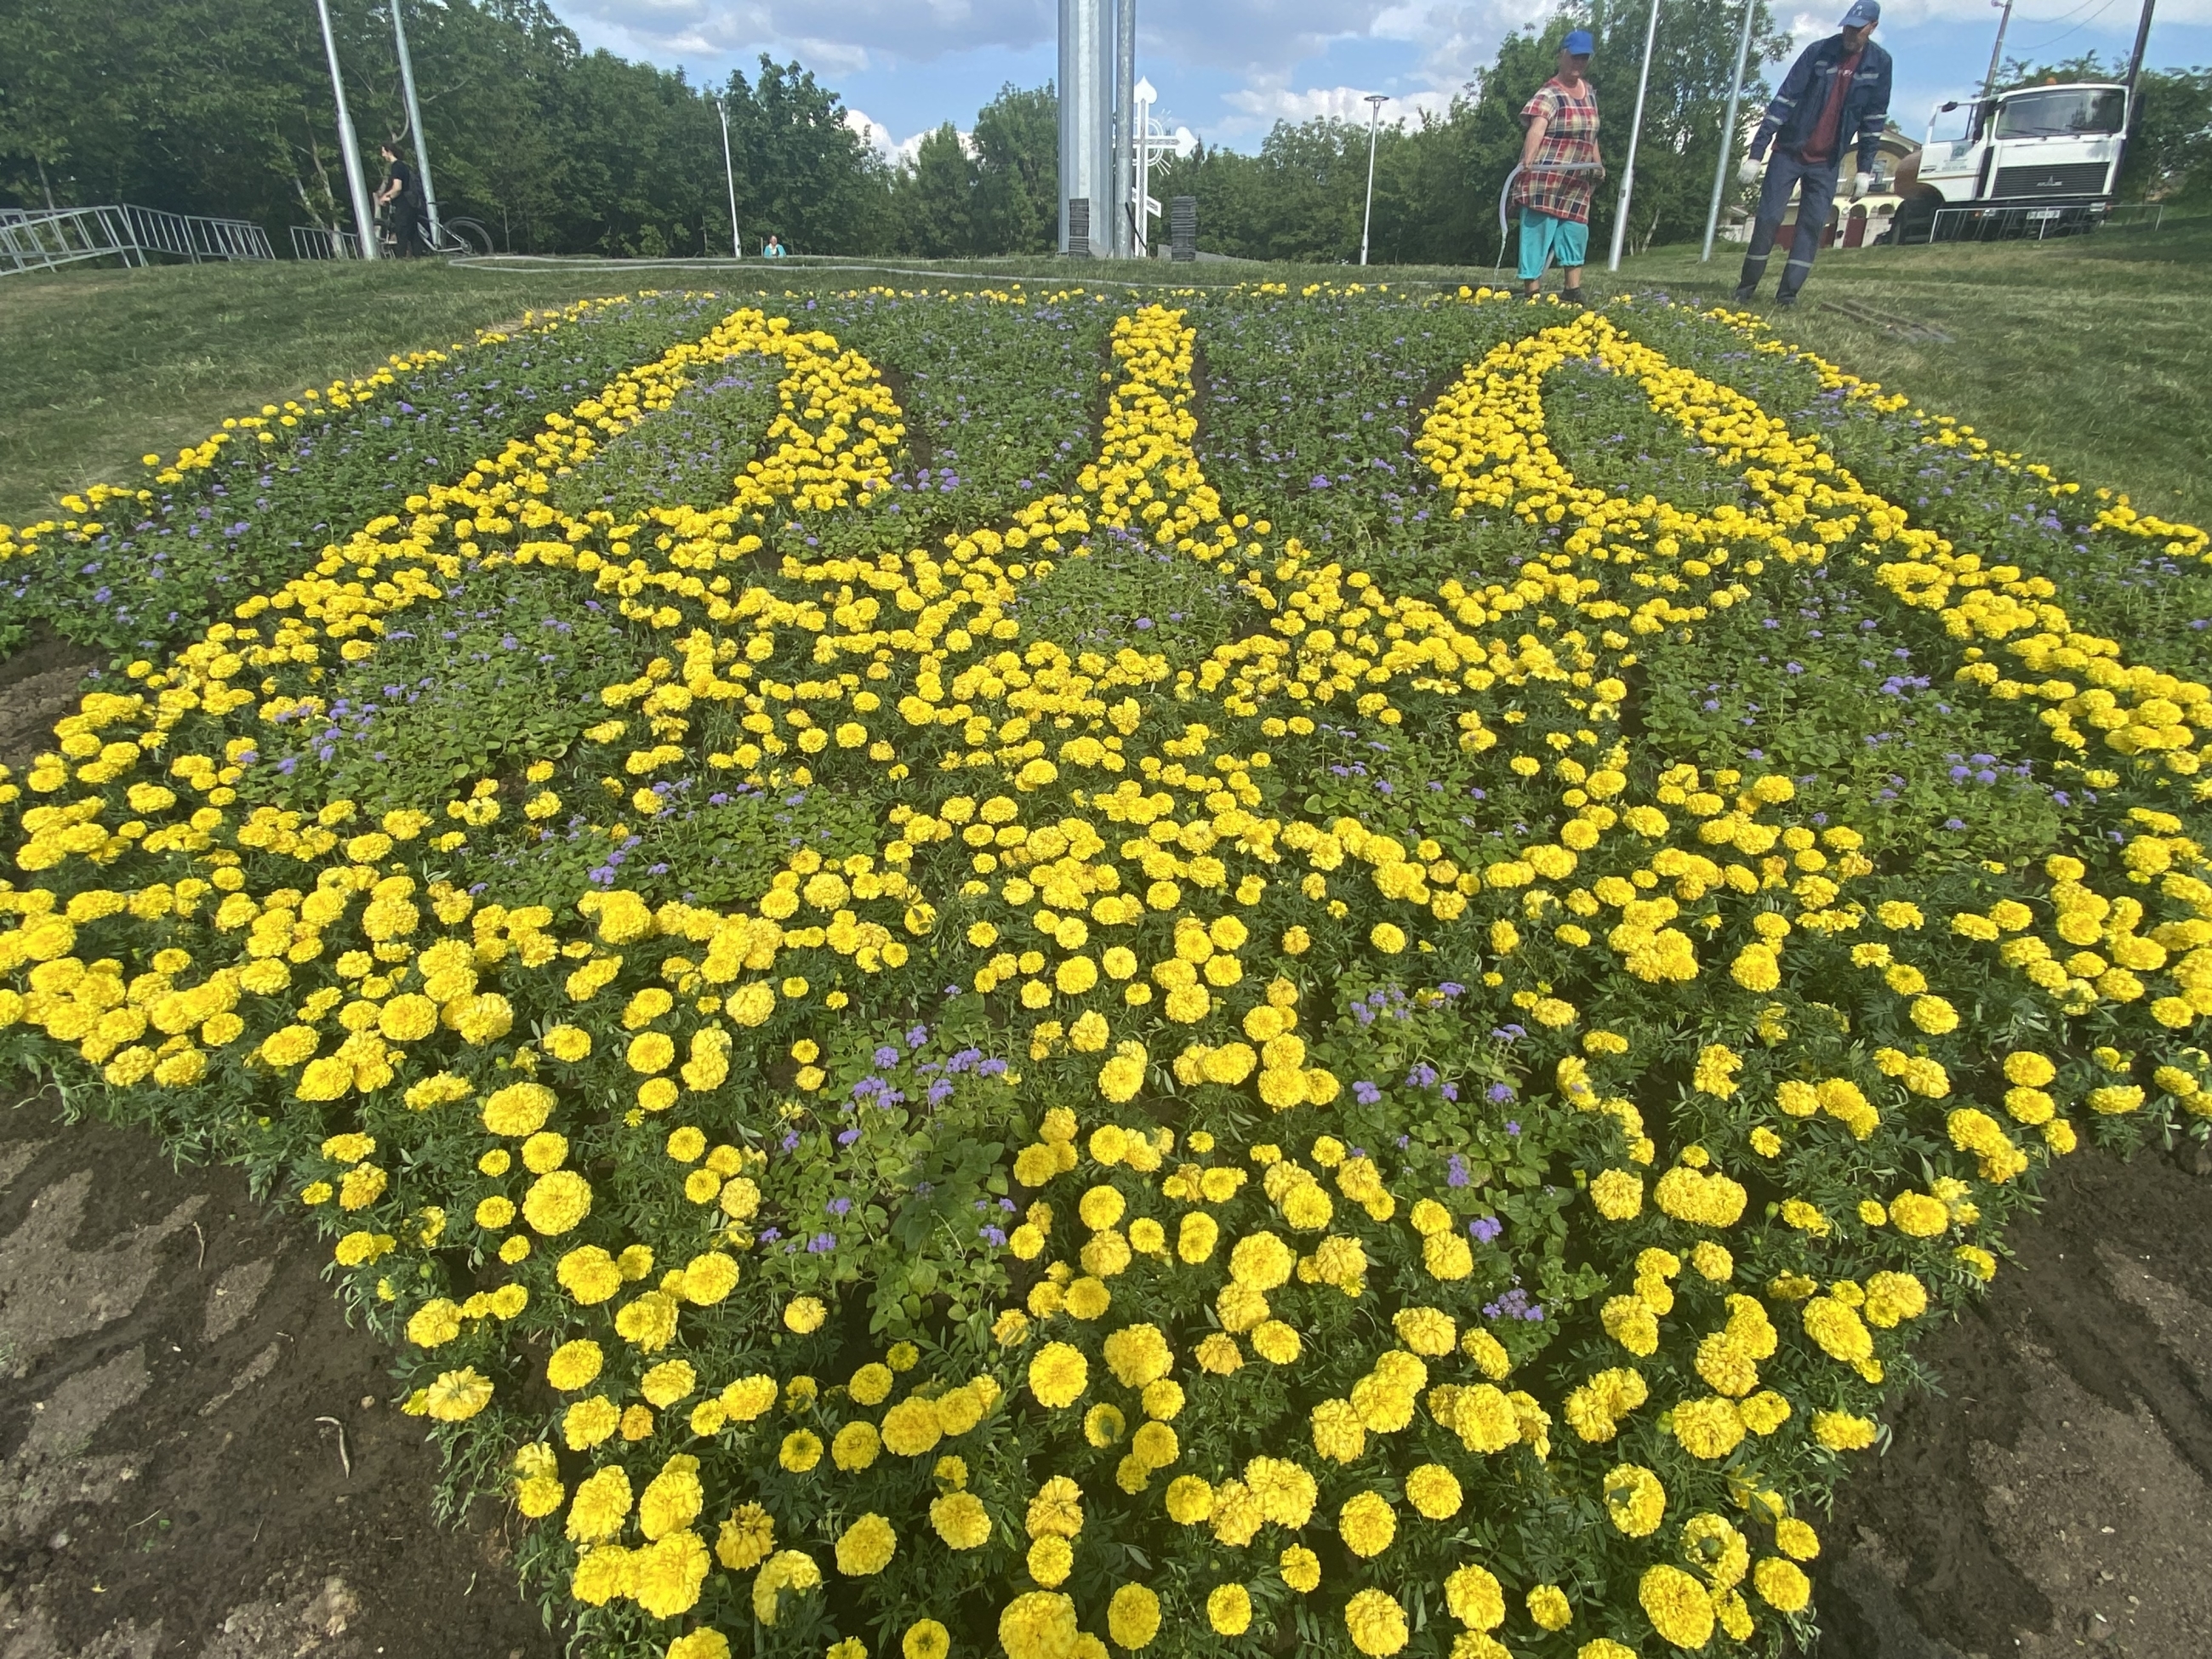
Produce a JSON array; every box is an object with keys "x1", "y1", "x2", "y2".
[{"x1": 1751, "y1": 34, "x2": 1893, "y2": 174}]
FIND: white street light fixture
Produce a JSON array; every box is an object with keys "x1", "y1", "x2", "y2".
[
  {"x1": 1360, "y1": 94, "x2": 1389, "y2": 265},
  {"x1": 1608, "y1": 0, "x2": 1663, "y2": 271},
  {"x1": 314, "y1": 0, "x2": 379, "y2": 258},
  {"x1": 1132, "y1": 76, "x2": 1158, "y2": 256}
]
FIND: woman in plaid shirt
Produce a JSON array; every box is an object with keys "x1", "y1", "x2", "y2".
[{"x1": 1514, "y1": 30, "x2": 1605, "y2": 303}]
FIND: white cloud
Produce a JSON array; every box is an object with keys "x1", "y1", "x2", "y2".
[
  {"x1": 1218, "y1": 81, "x2": 1457, "y2": 131},
  {"x1": 844, "y1": 107, "x2": 976, "y2": 164}
]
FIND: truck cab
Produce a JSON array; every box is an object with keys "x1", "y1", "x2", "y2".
[{"x1": 1890, "y1": 81, "x2": 2128, "y2": 242}]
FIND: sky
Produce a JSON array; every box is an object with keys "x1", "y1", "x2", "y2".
[{"x1": 548, "y1": 0, "x2": 2211, "y2": 159}]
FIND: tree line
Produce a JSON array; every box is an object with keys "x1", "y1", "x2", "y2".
[{"x1": 2, "y1": 0, "x2": 2205, "y2": 261}]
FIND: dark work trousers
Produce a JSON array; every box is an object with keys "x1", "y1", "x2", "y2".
[{"x1": 1737, "y1": 149, "x2": 1840, "y2": 301}]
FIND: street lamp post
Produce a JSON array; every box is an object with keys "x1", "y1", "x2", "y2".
[
  {"x1": 1701, "y1": 0, "x2": 1758, "y2": 260},
  {"x1": 388, "y1": 0, "x2": 441, "y2": 246},
  {"x1": 1607, "y1": 0, "x2": 1663, "y2": 272},
  {"x1": 1360, "y1": 93, "x2": 1389, "y2": 265},
  {"x1": 714, "y1": 94, "x2": 742, "y2": 258},
  {"x1": 313, "y1": 0, "x2": 379, "y2": 258}
]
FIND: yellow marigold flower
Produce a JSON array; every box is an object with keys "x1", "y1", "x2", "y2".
[
  {"x1": 779, "y1": 1429, "x2": 823, "y2": 1472},
  {"x1": 1338, "y1": 1489, "x2": 1396, "y2": 1558},
  {"x1": 669, "y1": 1633, "x2": 730, "y2": 1659},
  {"x1": 1604, "y1": 1463, "x2": 1666, "y2": 1536},
  {"x1": 1755, "y1": 1555, "x2": 1812, "y2": 1611},
  {"x1": 1527, "y1": 1584, "x2": 1572, "y2": 1631},
  {"x1": 562, "y1": 1395, "x2": 619, "y2": 1450},
  {"x1": 1344, "y1": 1588, "x2": 1408, "y2": 1656},
  {"x1": 546, "y1": 1339, "x2": 603, "y2": 1391},
  {"x1": 1639, "y1": 1565, "x2": 1715, "y2": 1650},
  {"x1": 1206, "y1": 1583, "x2": 1251, "y2": 1636},
  {"x1": 1108, "y1": 1584, "x2": 1160, "y2": 1650},
  {"x1": 751, "y1": 1549, "x2": 822, "y2": 1626},
  {"x1": 521, "y1": 1169, "x2": 591, "y2": 1235},
  {"x1": 784, "y1": 1294, "x2": 827, "y2": 1333},
  {"x1": 566, "y1": 1464, "x2": 632, "y2": 1542},
  {"x1": 1812, "y1": 1410, "x2": 1879, "y2": 1451},
  {"x1": 1444, "y1": 1563, "x2": 1504, "y2": 1630},
  {"x1": 637, "y1": 1455, "x2": 703, "y2": 1541},
  {"x1": 715, "y1": 1502, "x2": 774, "y2": 1570},
  {"x1": 999, "y1": 1592, "x2": 1079, "y2": 1659},
  {"x1": 1589, "y1": 1168, "x2": 1643, "y2": 1220},
  {"x1": 1028, "y1": 1342, "x2": 1089, "y2": 1408},
  {"x1": 931, "y1": 1491, "x2": 992, "y2": 1549},
  {"x1": 834, "y1": 1512, "x2": 896, "y2": 1576},
  {"x1": 1026, "y1": 1535, "x2": 1074, "y2": 1586},
  {"x1": 1405, "y1": 1463, "x2": 1463, "y2": 1519},
  {"x1": 1280, "y1": 1543, "x2": 1321, "y2": 1593}
]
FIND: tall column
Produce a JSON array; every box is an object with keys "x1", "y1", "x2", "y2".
[
  {"x1": 1115, "y1": 0, "x2": 1137, "y2": 256},
  {"x1": 1058, "y1": 0, "x2": 1114, "y2": 254}
]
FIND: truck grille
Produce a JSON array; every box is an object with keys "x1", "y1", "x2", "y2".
[{"x1": 1993, "y1": 161, "x2": 2109, "y2": 197}]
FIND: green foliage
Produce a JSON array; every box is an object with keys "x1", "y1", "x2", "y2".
[{"x1": 0, "y1": 0, "x2": 886, "y2": 255}]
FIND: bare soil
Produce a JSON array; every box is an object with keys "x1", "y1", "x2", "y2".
[
  {"x1": 1811, "y1": 1142, "x2": 2212, "y2": 1658},
  {"x1": 0, "y1": 1091, "x2": 562, "y2": 1659},
  {"x1": 0, "y1": 625, "x2": 104, "y2": 773}
]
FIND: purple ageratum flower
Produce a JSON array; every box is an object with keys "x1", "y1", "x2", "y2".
[
  {"x1": 1354, "y1": 1080, "x2": 1382, "y2": 1105},
  {"x1": 1486, "y1": 1082, "x2": 1516, "y2": 1104},
  {"x1": 1440, "y1": 1083, "x2": 1459, "y2": 1103},
  {"x1": 928, "y1": 1078, "x2": 955, "y2": 1104},
  {"x1": 1506, "y1": 1120, "x2": 1522, "y2": 1137},
  {"x1": 781, "y1": 1132, "x2": 801, "y2": 1151},
  {"x1": 807, "y1": 1232, "x2": 837, "y2": 1253},
  {"x1": 1469, "y1": 1215, "x2": 1503, "y2": 1243},
  {"x1": 874, "y1": 1045, "x2": 900, "y2": 1067},
  {"x1": 1438, "y1": 983, "x2": 1466, "y2": 997},
  {"x1": 979, "y1": 1225, "x2": 1008, "y2": 1247},
  {"x1": 837, "y1": 1126, "x2": 861, "y2": 1145},
  {"x1": 1447, "y1": 1154, "x2": 1470, "y2": 1188},
  {"x1": 1405, "y1": 1063, "x2": 1438, "y2": 1089},
  {"x1": 758, "y1": 1227, "x2": 783, "y2": 1242},
  {"x1": 826, "y1": 1197, "x2": 852, "y2": 1217},
  {"x1": 907, "y1": 1024, "x2": 929, "y2": 1049}
]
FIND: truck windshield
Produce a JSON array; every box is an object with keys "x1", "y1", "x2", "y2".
[{"x1": 1995, "y1": 88, "x2": 2124, "y2": 138}]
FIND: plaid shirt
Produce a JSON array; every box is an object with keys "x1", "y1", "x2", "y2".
[{"x1": 1514, "y1": 78, "x2": 1602, "y2": 225}]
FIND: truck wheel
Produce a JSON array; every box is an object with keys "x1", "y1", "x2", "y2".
[{"x1": 1891, "y1": 197, "x2": 1939, "y2": 246}]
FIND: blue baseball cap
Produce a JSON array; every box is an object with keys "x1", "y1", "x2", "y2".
[
  {"x1": 1562, "y1": 27, "x2": 1595, "y2": 54},
  {"x1": 1840, "y1": 0, "x2": 1879, "y2": 26}
]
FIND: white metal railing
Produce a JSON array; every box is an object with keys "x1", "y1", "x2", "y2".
[
  {"x1": 0, "y1": 203, "x2": 274, "y2": 275},
  {"x1": 290, "y1": 223, "x2": 364, "y2": 260}
]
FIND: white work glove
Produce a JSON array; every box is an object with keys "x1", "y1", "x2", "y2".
[
  {"x1": 1737, "y1": 156, "x2": 1763, "y2": 185},
  {"x1": 1850, "y1": 170, "x2": 1873, "y2": 200}
]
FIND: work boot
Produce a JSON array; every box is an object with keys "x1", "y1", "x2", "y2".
[
  {"x1": 1561, "y1": 287, "x2": 1585, "y2": 306},
  {"x1": 1730, "y1": 284, "x2": 1757, "y2": 305},
  {"x1": 1774, "y1": 291, "x2": 1799, "y2": 311}
]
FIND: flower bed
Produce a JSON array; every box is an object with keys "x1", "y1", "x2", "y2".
[{"x1": 3, "y1": 281, "x2": 2209, "y2": 1659}]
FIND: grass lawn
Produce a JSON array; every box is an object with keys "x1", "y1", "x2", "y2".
[
  {"x1": 1599, "y1": 213, "x2": 2212, "y2": 525},
  {"x1": 3, "y1": 220, "x2": 2206, "y2": 527}
]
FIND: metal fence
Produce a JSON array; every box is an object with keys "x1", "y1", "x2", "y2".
[
  {"x1": 289, "y1": 223, "x2": 364, "y2": 260},
  {"x1": 1, "y1": 203, "x2": 274, "y2": 275}
]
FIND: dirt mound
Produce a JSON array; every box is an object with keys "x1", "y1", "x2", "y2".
[{"x1": 0, "y1": 1092, "x2": 561, "y2": 1659}]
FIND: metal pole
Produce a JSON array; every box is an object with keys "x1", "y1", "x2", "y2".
[
  {"x1": 1701, "y1": 0, "x2": 1758, "y2": 260},
  {"x1": 2124, "y1": 0, "x2": 2156, "y2": 98},
  {"x1": 1133, "y1": 78, "x2": 1156, "y2": 256},
  {"x1": 1978, "y1": 0, "x2": 2016, "y2": 104},
  {"x1": 715, "y1": 96, "x2": 742, "y2": 257},
  {"x1": 1115, "y1": 0, "x2": 1137, "y2": 256},
  {"x1": 2118, "y1": 0, "x2": 2157, "y2": 192},
  {"x1": 388, "y1": 0, "x2": 439, "y2": 244},
  {"x1": 315, "y1": 0, "x2": 379, "y2": 258},
  {"x1": 1608, "y1": 0, "x2": 1663, "y2": 271},
  {"x1": 1360, "y1": 94, "x2": 1388, "y2": 265}
]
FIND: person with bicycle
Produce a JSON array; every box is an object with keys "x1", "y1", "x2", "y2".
[
  {"x1": 1512, "y1": 29, "x2": 1604, "y2": 305},
  {"x1": 376, "y1": 142, "x2": 427, "y2": 257},
  {"x1": 1732, "y1": 0, "x2": 1892, "y2": 307}
]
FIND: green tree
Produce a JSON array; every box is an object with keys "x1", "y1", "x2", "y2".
[
  {"x1": 892, "y1": 123, "x2": 980, "y2": 256},
  {"x1": 972, "y1": 83, "x2": 1058, "y2": 254}
]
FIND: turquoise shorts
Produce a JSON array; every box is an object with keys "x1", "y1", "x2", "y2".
[{"x1": 1518, "y1": 209, "x2": 1588, "y2": 281}]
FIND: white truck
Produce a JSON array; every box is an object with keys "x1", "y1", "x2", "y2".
[{"x1": 1890, "y1": 80, "x2": 2129, "y2": 242}]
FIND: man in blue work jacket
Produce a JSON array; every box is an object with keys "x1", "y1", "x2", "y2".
[{"x1": 1732, "y1": 0, "x2": 1891, "y2": 308}]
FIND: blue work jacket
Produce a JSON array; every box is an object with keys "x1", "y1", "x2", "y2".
[{"x1": 1751, "y1": 34, "x2": 1893, "y2": 174}]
